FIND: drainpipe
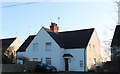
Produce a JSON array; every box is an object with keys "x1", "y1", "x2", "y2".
[{"x1": 84, "y1": 48, "x2": 87, "y2": 72}]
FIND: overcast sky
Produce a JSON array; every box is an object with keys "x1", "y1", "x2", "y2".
[{"x1": 1, "y1": 0, "x2": 119, "y2": 47}]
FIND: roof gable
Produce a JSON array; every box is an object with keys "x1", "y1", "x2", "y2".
[
  {"x1": 18, "y1": 27, "x2": 94, "y2": 51},
  {"x1": 111, "y1": 25, "x2": 120, "y2": 47},
  {"x1": 17, "y1": 35, "x2": 36, "y2": 52},
  {"x1": 44, "y1": 28, "x2": 94, "y2": 49},
  {"x1": 0, "y1": 37, "x2": 16, "y2": 52}
]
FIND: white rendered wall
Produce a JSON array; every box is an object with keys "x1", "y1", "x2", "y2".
[
  {"x1": 64, "y1": 48, "x2": 85, "y2": 71},
  {"x1": 18, "y1": 27, "x2": 65, "y2": 71}
]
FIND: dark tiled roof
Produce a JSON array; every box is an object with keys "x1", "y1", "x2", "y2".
[
  {"x1": 18, "y1": 28, "x2": 94, "y2": 52},
  {"x1": 17, "y1": 35, "x2": 36, "y2": 52},
  {"x1": 0, "y1": 37, "x2": 16, "y2": 52},
  {"x1": 111, "y1": 25, "x2": 120, "y2": 47},
  {"x1": 44, "y1": 28, "x2": 94, "y2": 49}
]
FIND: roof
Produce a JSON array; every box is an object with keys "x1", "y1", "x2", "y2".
[
  {"x1": 44, "y1": 27, "x2": 94, "y2": 49},
  {"x1": 0, "y1": 37, "x2": 16, "y2": 52},
  {"x1": 17, "y1": 35, "x2": 36, "y2": 52},
  {"x1": 17, "y1": 28, "x2": 94, "y2": 52},
  {"x1": 111, "y1": 25, "x2": 120, "y2": 47},
  {"x1": 63, "y1": 54, "x2": 73, "y2": 58}
]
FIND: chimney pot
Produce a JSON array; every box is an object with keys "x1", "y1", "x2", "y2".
[{"x1": 50, "y1": 22, "x2": 59, "y2": 32}]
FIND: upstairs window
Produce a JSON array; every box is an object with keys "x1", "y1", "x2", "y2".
[
  {"x1": 89, "y1": 44, "x2": 91, "y2": 49},
  {"x1": 46, "y1": 42, "x2": 51, "y2": 51},
  {"x1": 93, "y1": 45, "x2": 94, "y2": 48},
  {"x1": 33, "y1": 43, "x2": 38, "y2": 51}
]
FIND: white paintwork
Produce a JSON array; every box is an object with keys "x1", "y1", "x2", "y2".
[{"x1": 64, "y1": 48, "x2": 85, "y2": 71}]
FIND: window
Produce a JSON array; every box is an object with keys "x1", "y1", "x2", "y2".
[
  {"x1": 93, "y1": 58, "x2": 96, "y2": 64},
  {"x1": 46, "y1": 42, "x2": 51, "y2": 51},
  {"x1": 33, "y1": 58, "x2": 38, "y2": 61},
  {"x1": 46, "y1": 58, "x2": 51, "y2": 65},
  {"x1": 33, "y1": 43, "x2": 38, "y2": 51},
  {"x1": 41, "y1": 58, "x2": 42, "y2": 63},
  {"x1": 89, "y1": 44, "x2": 91, "y2": 49},
  {"x1": 80, "y1": 60, "x2": 84, "y2": 67},
  {"x1": 17, "y1": 59, "x2": 23, "y2": 64},
  {"x1": 93, "y1": 45, "x2": 95, "y2": 49}
]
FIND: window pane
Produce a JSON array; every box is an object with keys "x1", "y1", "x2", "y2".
[
  {"x1": 46, "y1": 58, "x2": 51, "y2": 65},
  {"x1": 80, "y1": 61, "x2": 83, "y2": 67},
  {"x1": 46, "y1": 42, "x2": 51, "y2": 51}
]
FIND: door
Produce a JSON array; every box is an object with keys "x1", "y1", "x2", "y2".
[{"x1": 65, "y1": 58, "x2": 69, "y2": 71}]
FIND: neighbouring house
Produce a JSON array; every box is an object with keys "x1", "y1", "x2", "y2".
[
  {"x1": 111, "y1": 25, "x2": 120, "y2": 60},
  {"x1": 17, "y1": 22, "x2": 102, "y2": 72},
  {"x1": 0, "y1": 37, "x2": 20, "y2": 64},
  {"x1": 98, "y1": 25, "x2": 120, "y2": 72}
]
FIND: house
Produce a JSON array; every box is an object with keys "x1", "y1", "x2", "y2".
[
  {"x1": 111, "y1": 25, "x2": 120, "y2": 60},
  {"x1": 0, "y1": 37, "x2": 20, "y2": 64},
  {"x1": 17, "y1": 22, "x2": 102, "y2": 71},
  {"x1": 98, "y1": 25, "x2": 120, "y2": 72}
]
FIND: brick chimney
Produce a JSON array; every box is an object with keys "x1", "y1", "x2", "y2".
[{"x1": 50, "y1": 22, "x2": 59, "y2": 32}]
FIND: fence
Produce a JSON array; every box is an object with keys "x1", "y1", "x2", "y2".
[{"x1": 2, "y1": 61, "x2": 40, "y2": 72}]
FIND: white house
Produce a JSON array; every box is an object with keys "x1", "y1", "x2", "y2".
[{"x1": 17, "y1": 22, "x2": 102, "y2": 71}]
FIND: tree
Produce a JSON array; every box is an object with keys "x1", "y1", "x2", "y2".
[
  {"x1": 3, "y1": 46, "x2": 16, "y2": 63},
  {"x1": 101, "y1": 40, "x2": 111, "y2": 62}
]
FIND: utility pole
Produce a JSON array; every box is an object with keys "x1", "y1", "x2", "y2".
[{"x1": 58, "y1": 17, "x2": 60, "y2": 25}]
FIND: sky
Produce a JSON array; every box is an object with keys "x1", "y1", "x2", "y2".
[{"x1": 1, "y1": 0, "x2": 119, "y2": 46}]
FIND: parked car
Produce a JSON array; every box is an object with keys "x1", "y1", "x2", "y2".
[{"x1": 35, "y1": 63, "x2": 57, "y2": 72}]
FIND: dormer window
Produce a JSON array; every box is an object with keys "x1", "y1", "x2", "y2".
[{"x1": 46, "y1": 42, "x2": 51, "y2": 51}]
